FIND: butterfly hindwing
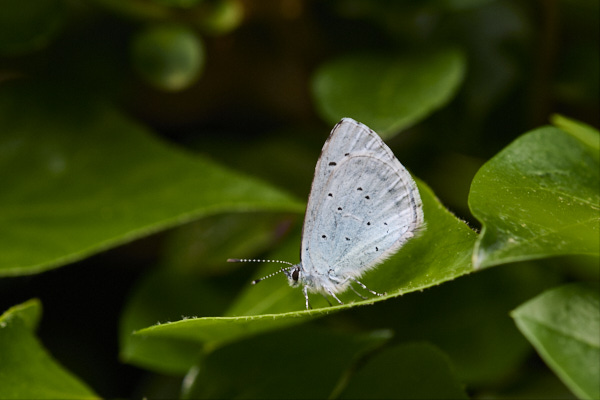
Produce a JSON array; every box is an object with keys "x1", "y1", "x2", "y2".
[{"x1": 300, "y1": 119, "x2": 423, "y2": 281}]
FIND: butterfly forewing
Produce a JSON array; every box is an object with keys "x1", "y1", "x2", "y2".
[{"x1": 300, "y1": 119, "x2": 423, "y2": 279}]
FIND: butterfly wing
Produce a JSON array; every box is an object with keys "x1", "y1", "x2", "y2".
[{"x1": 300, "y1": 118, "x2": 424, "y2": 283}]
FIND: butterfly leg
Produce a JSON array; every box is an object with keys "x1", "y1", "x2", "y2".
[
  {"x1": 326, "y1": 288, "x2": 344, "y2": 305},
  {"x1": 320, "y1": 294, "x2": 333, "y2": 306},
  {"x1": 349, "y1": 284, "x2": 368, "y2": 300},
  {"x1": 325, "y1": 269, "x2": 344, "y2": 304},
  {"x1": 303, "y1": 286, "x2": 312, "y2": 310},
  {"x1": 350, "y1": 277, "x2": 386, "y2": 297}
]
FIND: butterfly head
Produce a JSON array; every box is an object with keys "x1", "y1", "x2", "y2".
[{"x1": 283, "y1": 265, "x2": 302, "y2": 287}]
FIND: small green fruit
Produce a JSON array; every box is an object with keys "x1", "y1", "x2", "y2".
[{"x1": 131, "y1": 24, "x2": 205, "y2": 91}]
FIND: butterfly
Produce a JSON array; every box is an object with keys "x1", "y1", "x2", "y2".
[{"x1": 229, "y1": 118, "x2": 424, "y2": 309}]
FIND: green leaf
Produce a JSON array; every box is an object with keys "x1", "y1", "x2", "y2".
[
  {"x1": 511, "y1": 283, "x2": 600, "y2": 400},
  {"x1": 161, "y1": 212, "x2": 296, "y2": 275},
  {"x1": 348, "y1": 262, "x2": 562, "y2": 387},
  {"x1": 0, "y1": 81, "x2": 303, "y2": 276},
  {"x1": 0, "y1": 299, "x2": 99, "y2": 399},
  {"x1": 469, "y1": 124, "x2": 600, "y2": 269},
  {"x1": 180, "y1": 326, "x2": 392, "y2": 399},
  {"x1": 551, "y1": 114, "x2": 600, "y2": 153},
  {"x1": 311, "y1": 48, "x2": 466, "y2": 139},
  {"x1": 119, "y1": 269, "x2": 220, "y2": 375},
  {"x1": 4, "y1": 296, "x2": 42, "y2": 330},
  {"x1": 120, "y1": 212, "x2": 297, "y2": 374},
  {"x1": 338, "y1": 342, "x2": 468, "y2": 399},
  {"x1": 119, "y1": 265, "x2": 251, "y2": 374},
  {"x1": 133, "y1": 178, "x2": 477, "y2": 347}
]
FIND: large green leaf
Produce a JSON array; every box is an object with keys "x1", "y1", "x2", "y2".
[
  {"x1": 132, "y1": 178, "x2": 477, "y2": 348},
  {"x1": 338, "y1": 343, "x2": 467, "y2": 399},
  {"x1": 469, "y1": 123, "x2": 600, "y2": 269},
  {"x1": 311, "y1": 48, "x2": 466, "y2": 139},
  {"x1": 180, "y1": 326, "x2": 391, "y2": 399},
  {"x1": 0, "y1": 299, "x2": 98, "y2": 399},
  {"x1": 0, "y1": 82, "x2": 303, "y2": 276},
  {"x1": 511, "y1": 283, "x2": 600, "y2": 400}
]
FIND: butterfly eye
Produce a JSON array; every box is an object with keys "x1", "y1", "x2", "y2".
[{"x1": 292, "y1": 268, "x2": 299, "y2": 281}]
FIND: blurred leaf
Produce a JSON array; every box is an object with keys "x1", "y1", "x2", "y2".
[
  {"x1": 338, "y1": 342, "x2": 467, "y2": 399},
  {"x1": 120, "y1": 212, "x2": 295, "y2": 374},
  {"x1": 0, "y1": 82, "x2": 304, "y2": 276},
  {"x1": 0, "y1": 299, "x2": 98, "y2": 399},
  {"x1": 0, "y1": 0, "x2": 66, "y2": 55},
  {"x1": 551, "y1": 114, "x2": 600, "y2": 153},
  {"x1": 133, "y1": 178, "x2": 477, "y2": 347},
  {"x1": 493, "y1": 364, "x2": 577, "y2": 400},
  {"x1": 4, "y1": 296, "x2": 42, "y2": 330},
  {"x1": 311, "y1": 48, "x2": 466, "y2": 139},
  {"x1": 511, "y1": 283, "x2": 600, "y2": 400},
  {"x1": 456, "y1": 1, "x2": 528, "y2": 125},
  {"x1": 198, "y1": 0, "x2": 244, "y2": 35},
  {"x1": 193, "y1": 126, "x2": 322, "y2": 199},
  {"x1": 181, "y1": 326, "x2": 392, "y2": 399},
  {"x1": 120, "y1": 268, "x2": 232, "y2": 375},
  {"x1": 161, "y1": 212, "x2": 296, "y2": 275},
  {"x1": 350, "y1": 261, "x2": 562, "y2": 387},
  {"x1": 131, "y1": 23, "x2": 205, "y2": 91},
  {"x1": 469, "y1": 124, "x2": 600, "y2": 269}
]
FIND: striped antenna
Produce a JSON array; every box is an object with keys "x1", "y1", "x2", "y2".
[{"x1": 227, "y1": 258, "x2": 295, "y2": 284}]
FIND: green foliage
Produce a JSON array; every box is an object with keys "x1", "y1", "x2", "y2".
[
  {"x1": 182, "y1": 326, "x2": 392, "y2": 399},
  {"x1": 0, "y1": 82, "x2": 302, "y2": 276},
  {"x1": 355, "y1": 262, "x2": 563, "y2": 387},
  {"x1": 0, "y1": 299, "x2": 99, "y2": 399},
  {"x1": 312, "y1": 48, "x2": 466, "y2": 139},
  {"x1": 338, "y1": 342, "x2": 468, "y2": 399},
  {"x1": 469, "y1": 123, "x2": 600, "y2": 269},
  {"x1": 0, "y1": 0, "x2": 598, "y2": 399},
  {"x1": 124, "y1": 178, "x2": 475, "y2": 375},
  {"x1": 131, "y1": 24, "x2": 205, "y2": 91},
  {"x1": 512, "y1": 284, "x2": 600, "y2": 400}
]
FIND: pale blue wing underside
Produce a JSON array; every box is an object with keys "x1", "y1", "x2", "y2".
[{"x1": 300, "y1": 118, "x2": 424, "y2": 281}]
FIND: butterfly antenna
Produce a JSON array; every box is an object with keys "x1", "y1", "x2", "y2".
[{"x1": 227, "y1": 258, "x2": 295, "y2": 284}]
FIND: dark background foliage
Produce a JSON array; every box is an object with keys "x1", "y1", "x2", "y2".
[{"x1": 0, "y1": 0, "x2": 598, "y2": 398}]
